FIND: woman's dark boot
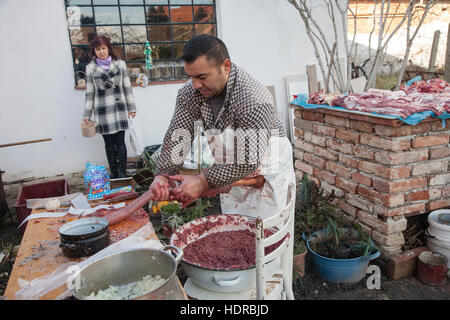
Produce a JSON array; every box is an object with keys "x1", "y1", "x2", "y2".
[
  {"x1": 116, "y1": 144, "x2": 128, "y2": 178},
  {"x1": 105, "y1": 146, "x2": 119, "y2": 179}
]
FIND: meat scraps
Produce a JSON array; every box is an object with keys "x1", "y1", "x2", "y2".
[{"x1": 182, "y1": 230, "x2": 286, "y2": 270}]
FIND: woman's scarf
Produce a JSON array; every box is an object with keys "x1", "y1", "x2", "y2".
[{"x1": 95, "y1": 56, "x2": 112, "y2": 70}]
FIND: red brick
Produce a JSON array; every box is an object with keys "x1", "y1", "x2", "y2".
[
  {"x1": 374, "y1": 203, "x2": 426, "y2": 217},
  {"x1": 426, "y1": 198, "x2": 450, "y2": 211},
  {"x1": 442, "y1": 186, "x2": 450, "y2": 198},
  {"x1": 375, "y1": 149, "x2": 428, "y2": 165},
  {"x1": 429, "y1": 146, "x2": 450, "y2": 159},
  {"x1": 360, "y1": 134, "x2": 411, "y2": 151},
  {"x1": 314, "y1": 146, "x2": 338, "y2": 161},
  {"x1": 358, "y1": 160, "x2": 384, "y2": 176},
  {"x1": 383, "y1": 167, "x2": 411, "y2": 180},
  {"x1": 304, "y1": 131, "x2": 327, "y2": 147},
  {"x1": 294, "y1": 139, "x2": 314, "y2": 153},
  {"x1": 412, "y1": 134, "x2": 449, "y2": 148},
  {"x1": 339, "y1": 154, "x2": 359, "y2": 169},
  {"x1": 302, "y1": 110, "x2": 324, "y2": 122},
  {"x1": 358, "y1": 185, "x2": 404, "y2": 208},
  {"x1": 336, "y1": 129, "x2": 360, "y2": 144},
  {"x1": 303, "y1": 153, "x2": 326, "y2": 169},
  {"x1": 345, "y1": 193, "x2": 373, "y2": 212},
  {"x1": 372, "y1": 231, "x2": 404, "y2": 246},
  {"x1": 357, "y1": 211, "x2": 407, "y2": 235},
  {"x1": 429, "y1": 173, "x2": 450, "y2": 186},
  {"x1": 294, "y1": 118, "x2": 313, "y2": 131},
  {"x1": 336, "y1": 177, "x2": 358, "y2": 194},
  {"x1": 326, "y1": 139, "x2": 354, "y2": 154},
  {"x1": 386, "y1": 247, "x2": 431, "y2": 280},
  {"x1": 313, "y1": 123, "x2": 336, "y2": 137},
  {"x1": 324, "y1": 115, "x2": 349, "y2": 127},
  {"x1": 294, "y1": 160, "x2": 313, "y2": 175},
  {"x1": 431, "y1": 121, "x2": 449, "y2": 132},
  {"x1": 294, "y1": 128, "x2": 304, "y2": 139},
  {"x1": 412, "y1": 161, "x2": 448, "y2": 176},
  {"x1": 321, "y1": 181, "x2": 344, "y2": 198},
  {"x1": 372, "y1": 177, "x2": 427, "y2": 193},
  {"x1": 350, "y1": 119, "x2": 374, "y2": 133},
  {"x1": 353, "y1": 145, "x2": 375, "y2": 160},
  {"x1": 374, "y1": 123, "x2": 430, "y2": 137},
  {"x1": 326, "y1": 161, "x2": 352, "y2": 179},
  {"x1": 405, "y1": 190, "x2": 430, "y2": 202},
  {"x1": 293, "y1": 109, "x2": 302, "y2": 119},
  {"x1": 352, "y1": 172, "x2": 372, "y2": 187},
  {"x1": 293, "y1": 148, "x2": 304, "y2": 160},
  {"x1": 339, "y1": 200, "x2": 358, "y2": 216},
  {"x1": 313, "y1": 168, "x2": 336, "y2": 185}
]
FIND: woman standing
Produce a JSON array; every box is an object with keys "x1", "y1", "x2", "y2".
[{"x1": 82, "y1": 35, "x2": 136, "y2": 179}]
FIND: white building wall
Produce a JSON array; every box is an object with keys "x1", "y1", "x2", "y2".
[{"x1": 0, "y1": 0, "x2": 341, "y2": 182}]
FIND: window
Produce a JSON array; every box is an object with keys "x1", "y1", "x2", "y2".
[{"x1": 65, "y1": 0, "x2": 217, "y2": 87}]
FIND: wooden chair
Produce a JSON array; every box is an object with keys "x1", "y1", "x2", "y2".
[{"x1": 255, "y1": 183, "x2": 295, "y2": 300}]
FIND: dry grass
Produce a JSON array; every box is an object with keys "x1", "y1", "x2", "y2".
[{"x1": 376, "y1": 74, "x2": 398, "y2": 90}]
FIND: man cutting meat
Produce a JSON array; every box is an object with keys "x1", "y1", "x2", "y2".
[{"x1": 149, "y1": 34, "x2": 295, "y2": 219}]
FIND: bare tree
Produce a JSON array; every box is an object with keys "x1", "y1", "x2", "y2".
[{"x1": 286, "y1": 0, "x2": 435, "y2": 93}]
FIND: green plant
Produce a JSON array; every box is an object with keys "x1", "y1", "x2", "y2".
[
  {"x1": 324, "y1": 217, "x2": 341, "y2": 248},
  {"x1": 165, "y1": 214, "x2": 184, "y2": 229},
  {"x1": 293, "y1": 235, "x2": 306, "y2": 255},
  {"x1": 160, "y1": 202, "x2": 181, "y2": 215},
  {"x1": 350, "y1": 237, "x2": 378, "y2": 260}
]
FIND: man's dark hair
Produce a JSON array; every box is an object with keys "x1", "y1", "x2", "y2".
[{"x1": 182, "y1": 34, "x2": 230, "y2": 66}]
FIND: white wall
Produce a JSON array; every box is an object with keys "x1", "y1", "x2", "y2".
[{"x1": 0, "y1": 0, "x2": 338, "y2": 182}]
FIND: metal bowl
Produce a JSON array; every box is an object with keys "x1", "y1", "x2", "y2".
[{"x1": 70, "y1": 246, "x2": 186, "y2": 300}]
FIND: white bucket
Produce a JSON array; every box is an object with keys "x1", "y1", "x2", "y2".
[
  {"x1": 426, "y1": 209, "x2": 450, "y2": 268},
  {"x1": 81, "y1": 120, "x2": 97, "y2": 138}
]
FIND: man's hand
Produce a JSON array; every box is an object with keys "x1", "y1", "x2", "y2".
[
  {"x1": 169, "y1": 173, "x2": 210, "y2": 208},
  {"x1": 149, "y1": 175, "x2": 171, "y2": 201}
]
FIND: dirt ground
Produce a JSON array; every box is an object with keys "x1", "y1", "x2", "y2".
[{"x1": 1, "y1": 174, "x2": 449, "y2": 300}]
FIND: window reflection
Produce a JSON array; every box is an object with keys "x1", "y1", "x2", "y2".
[
  {"x1": 146, "y1": 6, "x2": 169, "y2": 23},
  {"x1": 66, "y1": 0, "x2": 91, "y2": 5},
  {"x1": 93, "y1": 0, "x2": 118, "y2": 4},
  {"x1": 173, "y1": 42, "x2": 185, "y2": 59},
  {"x1": 67, "y1": 6, "x2": 94, "y2": 26},
  {"x1": 193, "y1": 0, "x2": 214, "y2": 4},
  {"x1": 123, "y1": 26, "x2": 147, "y2": 42},
  {"x1": 170, "y1": 6, "x2": 193, "y2": 23},
  {"x1": 152, "y1": 43, "x2": 172, "y2": 60},
  {"x1": 172, "y1": 25, "x2": 193, "y2": 41},
  {"x1": 171, "y1": 0, "x2": 191, "y2": 5},
  {"x1": 148, "y1": 25, "x2": 171, "y2": 41},
  {"x1": 194, "y1": 6, "x2": 214, "y2": 23},
  {"x1": 111, "y1": 45, "x2": 124, "y2": 60},
  {"x1": 125, "y1": 44, "x2": 145, "y2": 61},
  {"x1": 120, "y1": 6, "x2": 146, "y2": 24},
  {"x1": 120, "y1": 0, "x2": 144, "y2": 4},
  {"x1": 195, "y1": 23, "x2": 215, "y2": 36},
  {"x1": 96, "y1": 26, "x2": 123, "y2": 43},
  {"x1": 94, "y1": 6, "x2": 120, "y2": 24},
  {"x1": 70, "y1": 26, "x2": 96, "y2": 45},
  {"x1": 145, "y1": 0, "x2": 168, "y2": 4}
]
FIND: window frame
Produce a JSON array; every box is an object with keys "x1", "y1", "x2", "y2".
[{"x1": 64, "y1": 0, "x2": 217, "y2": 88}]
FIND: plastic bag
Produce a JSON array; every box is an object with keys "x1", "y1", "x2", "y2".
[
  {"x1": 83, "y1": 162, "x2": 110, "y2": 200},
  {"x1": 136, "y1": 73, "x2": 148, "y2": 87},
  {"x1": 128, "y1": 117, "x2": 145, "y2": 156}
]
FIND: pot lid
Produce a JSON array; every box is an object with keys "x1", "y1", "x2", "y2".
[{"x1": 59, "y1": 217, "x2": 109, "y2": 237}]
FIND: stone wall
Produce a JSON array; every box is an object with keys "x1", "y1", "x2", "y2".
[{"x1": 292, "y1": 107, "x2": 450, "y2": 259}]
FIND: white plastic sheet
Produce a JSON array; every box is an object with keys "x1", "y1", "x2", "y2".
[{"x1": 14, "y1": 222, "x2": 163, "y2": 300}]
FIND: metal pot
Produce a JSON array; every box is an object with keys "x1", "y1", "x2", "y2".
[
  {"x1": 70, "y1": 246, "x2": 186, "y2": 300},
  {"x1": 170, "y1": 214, "x2": 278, "y2": 293},
  {"x1": 59, "y1": 217, "x2": 110, "y2": 258}
]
